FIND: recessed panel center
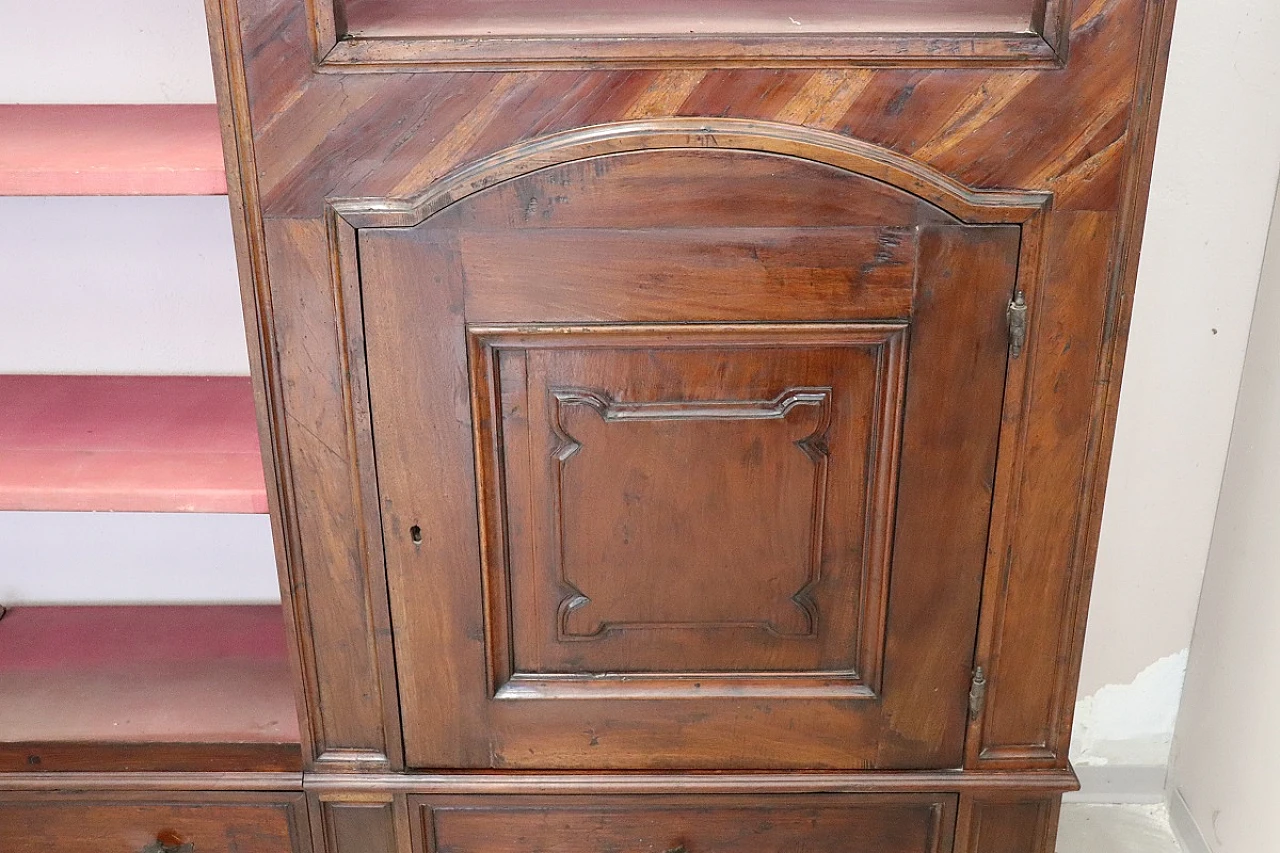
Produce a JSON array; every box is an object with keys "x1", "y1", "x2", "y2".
[{"x1": 469, "y1": 324, "x2": 906, "y2": 700}]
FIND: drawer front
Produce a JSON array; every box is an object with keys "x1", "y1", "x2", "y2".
[
  {"x1": 0, "y1": 792, "x2": 308, "y2": 853},
  {"x1": 411, "y1": 794, "x2": 956, "y2": 853}
]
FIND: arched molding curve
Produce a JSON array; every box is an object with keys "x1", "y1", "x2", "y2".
[{"x1": 328, "y1": 117, "x2": 1052, "y2": 229}]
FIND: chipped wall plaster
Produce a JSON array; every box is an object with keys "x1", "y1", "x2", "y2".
[{"x1": 1071, "y1": 650, "x2": 1189, "y2": 769}]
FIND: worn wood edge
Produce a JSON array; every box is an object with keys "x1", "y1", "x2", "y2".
[
  {"x1": 303, "y1": 768, "x2": 1079, "y2": 794},
  {"x1": 1050, "y1": 0, "x2": 1181, "y2": 762},
  {"x1": 315, "y1": 32, "x2": 1063, "y2": 72},
  {"x1": 325, "y1": 209, "x2": 406, "y2": 770},
  {"x1": 1041, "y1": 0, "x2": 1072, "y2": 63},
  {"x1": 305, "y1": 0, "x2": 340, "y2": 61},
  {"x1": 203, "y1": 0, "x2": 320, "y2": 767},
  {"x1": 0, "y1": 772, "x2": 304, "y2": 792},
  {"x1": 330, "y1": 117, "x2": 1051, "y2": 229}
]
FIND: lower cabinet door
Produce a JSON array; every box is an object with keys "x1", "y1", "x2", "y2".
[
  {"x1": 356, "y1": 147, "x2": 1024, "y2": 770},
  {"x1": 409, "y1": 794, "x2": 957, "y2": 853},
  {"x1": 0, "y1": 791, "x2": 309, "y2": 853}
]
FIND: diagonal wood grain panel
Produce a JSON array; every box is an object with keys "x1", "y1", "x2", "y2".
[{"x1": 243, "y1": 0, "x2": 1148, "y2": 217}]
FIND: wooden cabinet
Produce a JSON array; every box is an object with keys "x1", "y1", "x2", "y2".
[{"x1": 194, "y1": 0, "x2": 1181, "y2": 848}]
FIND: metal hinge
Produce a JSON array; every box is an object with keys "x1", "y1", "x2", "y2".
[
  {"x1": 969, "y1": 666, "x2": 988, "y2": 720},
  {"x1": 1007, "y1": 291, "x2": 1028, "y2": 359}
]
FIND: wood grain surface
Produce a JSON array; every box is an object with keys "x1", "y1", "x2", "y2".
[{"x1": 198, "y1": 0, "x2": 1181, "y2": 847}]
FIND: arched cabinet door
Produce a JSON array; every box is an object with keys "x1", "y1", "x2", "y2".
[{"x1": 332, "y1": 122, "x2": 1049, "y2": 771}]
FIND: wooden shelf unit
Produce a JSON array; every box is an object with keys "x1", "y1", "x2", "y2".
[
  {"x1": 0, "y1": 604, "x2": 301, "y2": 773},
  {"x1": 0, "y1": 0, "x2": 1179, "y2": 850},
  {"x1": 0, "y1": 375, "x2": 266, "y2": 514},
  {"x1": 0, "y1": 104, "x2": 226, "y2": 197}
]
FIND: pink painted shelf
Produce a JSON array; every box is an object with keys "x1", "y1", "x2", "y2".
[
  {"x1": 0, "y1": 605, "x2": 302, "y2": 772},
  {"x1": 0, "y1": 104, "x2": 227, "y2": 196},
  {"x1": 0, "y1": 375, "x2": 268, "y2": 513}
]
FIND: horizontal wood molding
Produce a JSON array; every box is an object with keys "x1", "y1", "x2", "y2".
[
  {"x1": 0, "y1": 773, "x2": 304, "y2": 792},
  {"x1": 304, "y1": 769, "x2": 1079, "y2": 795}
]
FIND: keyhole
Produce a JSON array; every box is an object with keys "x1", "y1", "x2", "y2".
[{"x1": 410, "y1": 525, "x2": 422, "y2": 545}]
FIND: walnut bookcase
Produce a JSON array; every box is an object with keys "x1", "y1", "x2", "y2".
[{"x1": 1, "y1": 0, "x2": 1178, "y2": 851}]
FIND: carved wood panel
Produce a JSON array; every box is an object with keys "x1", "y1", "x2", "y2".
[{"x1": 470, "y1": 325, "x2": 906, "y2": 701}]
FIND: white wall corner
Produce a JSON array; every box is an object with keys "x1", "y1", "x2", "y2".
[
  {"x1": 1168, "y1": 787, "x2": 1213, "y2": 853},
  {"x1": 1069, "y1": 650, "x2": 1188, "y2": 801}
]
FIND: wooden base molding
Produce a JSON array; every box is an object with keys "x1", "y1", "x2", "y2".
[{"x1": 304, "y1": 769, "x2": 1079, "y2": 796}]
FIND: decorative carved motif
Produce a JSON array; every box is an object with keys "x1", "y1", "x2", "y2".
[
  {"x1": 548, "y1": 387, "x2": 834, "y2": 640},
  {"x1": 463, "y1": 323, "x2": 908, "y2": 702}
]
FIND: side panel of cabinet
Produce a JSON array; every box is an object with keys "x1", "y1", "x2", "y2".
[
  {"x1": 311, "y1": 793, "x2": 405, "y2": 853},
  {"x1": 955, "y1": 793, "x2": 1063, "y2": 853}
]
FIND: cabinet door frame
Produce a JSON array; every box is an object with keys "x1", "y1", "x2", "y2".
[{"x1": 326, "y1": 118, "x2": 1051, "y2": 770}]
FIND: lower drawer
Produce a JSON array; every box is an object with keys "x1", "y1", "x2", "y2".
[
  {"x1": 0, "y1": 791, "x2": 308, "y2": 853},
  {"x1": 410, "y1": 794, "x2": 957, "y2": 853}
]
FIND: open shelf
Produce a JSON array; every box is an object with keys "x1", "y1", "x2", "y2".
[
  {"x1": 0, "y1": 604, "x2": 301, "y2": 773},
  {"x1": 0, "y1": 375, "x2": 267, "y2": 514},
  {"x1": 0, "y1": 105, "x2": 226, "y2": 196}
]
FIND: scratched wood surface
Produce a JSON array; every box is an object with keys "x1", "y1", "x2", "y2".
[{"x1": 204, "y1": 0, "x2": 1176, "y2": 847}]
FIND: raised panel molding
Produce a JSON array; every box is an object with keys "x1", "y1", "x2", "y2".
[
  {"x1": 314, "y1": 795, "x2": 399, "y2": 853},
  {"x1": 550, "y1": 386, "x2": 832, "y2": 640},
  {"x1": 468, "y1": 323, "x2": 907, "y2": 702},
  {"x1": 955, "y1": 794, "x2": 1062, "y2": 853}
]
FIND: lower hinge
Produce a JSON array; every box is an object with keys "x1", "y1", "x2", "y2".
[
  {"x1": 1007, "y1": 291, "x2": 1028, "y2": 358},
  {"x1": 969, "y1": 666, "x2": 988, "y2": 720}
]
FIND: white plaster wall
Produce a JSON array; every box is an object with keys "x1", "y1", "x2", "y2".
[
  {"x1": 0, "y1": 196, "x2": 250, "y2": 375},
  {"x1": 0, "y1": 0, "x2": 216, "y2": 103},
  {"x1": 1070, "y1": 0, "x2": 1280, "y2": 782},
  {"x1": 1163, "y1": 181, "x2": 1280, "y2": 853},
  {"x1": 0, "y1": 512, "x2": 281, "y2": 604}
]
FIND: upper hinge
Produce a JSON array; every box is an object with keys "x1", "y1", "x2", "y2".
[
  {"x1": 969, "y1": 666, "x2": 988, "y2": 720},
  {"x1": 1007, "y1": 291, "x2": 1028, "y2": 359}
]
